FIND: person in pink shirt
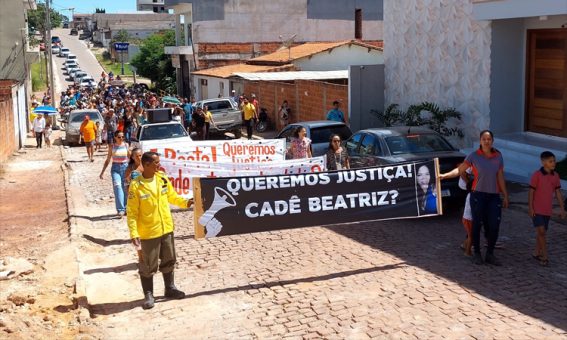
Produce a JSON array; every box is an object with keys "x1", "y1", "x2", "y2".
[{"x1": 528, "y1": 151, "x2": 566, "y2": 266}]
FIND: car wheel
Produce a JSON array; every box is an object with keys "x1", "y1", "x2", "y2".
[
  {"x1": 255, "y1": 121, "x2": 267, "y2": 133},
  {"x1": 233, "y1": 129, "x2": 242, "y2": 139}
]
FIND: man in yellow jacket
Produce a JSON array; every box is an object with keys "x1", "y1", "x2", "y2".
[{"x1": 127, "y1": 151, "x2": 193, "y2": 309}]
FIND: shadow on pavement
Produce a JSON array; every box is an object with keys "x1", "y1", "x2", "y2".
[
  {"x1": 89, "y1": 263, "x2": 405, "y2": 316},
  {"x1": 83, "y1": 234, "x2": 131, "y2": 246},
  {"x1": 327, "y1": 208, "x2": 567, "y2": 331},
  {"x1": 71, "y1": 214, "x2": 121, "y2": 221},
  {"x1": 84, "y1": 262, "x2": 138, "y2": 275},
  {"x1": 82, "y1": 233, "x2": 195, "y2": 247}
]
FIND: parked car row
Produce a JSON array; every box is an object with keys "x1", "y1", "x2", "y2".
[
  {"x1": 59, "y1": 47, "x2": 96, "y2": 88},
  {"x1": 276, "y1": 121, "x2": 466, "y2": 204}
]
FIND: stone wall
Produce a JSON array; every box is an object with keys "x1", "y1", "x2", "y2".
[{"x1": 384, "y1": 0, "x2": 492, "y2": 147}]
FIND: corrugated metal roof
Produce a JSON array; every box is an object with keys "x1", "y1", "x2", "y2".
[{"x1": 233, "y1": 70, "x2": 348, "y2": 81}]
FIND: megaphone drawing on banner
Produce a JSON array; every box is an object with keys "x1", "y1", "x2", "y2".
[{"x1": 199, "y1": 187, "x2": 237, "y2": 238}]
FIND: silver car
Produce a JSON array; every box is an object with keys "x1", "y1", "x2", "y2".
[
  {"x1": 73, "y1": 71, "x2": 88, "y2": 84},
  {"x1": 59, "y1": 47, "x2": 70, "y2": 57},
  {"x1": 65, "y1": 109, "x2": 103, "y2": 145}
]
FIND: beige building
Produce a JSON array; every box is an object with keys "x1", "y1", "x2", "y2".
[{"x1": 0, "y1": 0, "x2": 39, "y2": 162}]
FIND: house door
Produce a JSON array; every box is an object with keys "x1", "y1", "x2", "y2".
[
  {"x1": 199, "y1": 79, "x2": 208, "y2": 101},
  {"x1": 526, "y1": 29, "x2": 567, "y2": 137}
]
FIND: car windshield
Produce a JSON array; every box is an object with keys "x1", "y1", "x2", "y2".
[
  {"x1": 141, "y1": 124, "x2": 188, "y2": 140},
  {"x1": 70, "y1": 112, "x2": 100, "y2": 123},
  {"x1": 310, "y1": 126, "x2": 352, "y2": 144},
  {"x1": 385, "y1": 133, "x2": 454, "y2": 154}
]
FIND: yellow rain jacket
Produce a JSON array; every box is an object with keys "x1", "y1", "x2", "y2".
[{"x1": 127, "y1": 171, "x2": 189, "y2": 240}]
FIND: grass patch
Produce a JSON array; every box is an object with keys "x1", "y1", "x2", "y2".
[
  {"x1": 556, "y1": 156, "x2": 567, "y2": 181},
  {"x1": 95, "y1": 53, "x2": 133, "y2": 76},
  {"x1": 31, "y1": 59, "x2": 47, "y2": 92}
]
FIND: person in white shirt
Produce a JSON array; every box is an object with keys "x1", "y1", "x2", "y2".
[{"x1": 32, "y1": 113, "x2": 46, "y2": 148}]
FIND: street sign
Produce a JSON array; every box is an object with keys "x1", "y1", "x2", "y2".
[{"x1": 114, "y1": 42, "x2": 129, "y2": 51}]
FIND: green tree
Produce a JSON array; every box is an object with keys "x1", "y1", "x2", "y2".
[
  {"x1": 27, "y1": 3, "x2": 64, "y2": 37},
  {"x1": 112, "y1": 29, "x2": 131, "y2": 43},
  {"x1": 131, "y1": 30, "x2": 176, "y2": 92}
]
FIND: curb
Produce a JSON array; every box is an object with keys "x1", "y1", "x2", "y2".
[{"x1": 59, "y1": 142, "x2": 91, "y2": 321}]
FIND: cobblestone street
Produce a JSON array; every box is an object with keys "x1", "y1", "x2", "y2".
[{"x1": 64, "y1": 144, "x2": 567, "y2": 339}]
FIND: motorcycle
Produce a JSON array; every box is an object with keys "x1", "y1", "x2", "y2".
[{"x1": 255, "y1": 108, "x2": 269, "y2": 133}]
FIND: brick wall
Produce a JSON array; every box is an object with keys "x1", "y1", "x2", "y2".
[
  {"x1": 196, "y1": 42, "x2": 286, "y2": 69},
  {"x1": 0, "y1": 81, "x2": 16, "y2": 163},
  {"x1": 243, "y1": 79, "x2": 348, "y2": 131}
]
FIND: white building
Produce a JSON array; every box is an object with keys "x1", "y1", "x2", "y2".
[
  {"x1": 191, "y1": 40, "x2": 384, "y2": 101},
  {"x1": 137, "y1": 0, "x2": 167, "y2": 13},
  {"x1": 384, "y1": 0, "x2": 567, "y2": 184}
]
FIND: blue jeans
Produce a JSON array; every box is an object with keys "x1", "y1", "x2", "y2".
[
  {"x1": 111, "y1": 163, "x2": 128, "y2": 213},
  {"x1": 470, "y1": 191, "x2": 502, "y2": 255}
]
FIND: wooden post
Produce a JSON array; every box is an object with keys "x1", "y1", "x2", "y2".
[
  {"x1": 192, "y1": 178, "x2": 206, "y2": 239},
  {"x1": 434, "y1": 157, "x2": 443, "y2": 216}
]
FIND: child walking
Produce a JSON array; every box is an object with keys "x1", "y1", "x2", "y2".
[
  {"x1": 95, "y1": 121, "x2": 103, "y2": 151},
  {"x1": 44, "y1": 123, "x2": 53, "y2": 148},
  {"x1": 459, "y1": 168, "x2": 473, "y2": 256},
  {"x1": 528, "y1": 151, "x2": 566, "y2": 266}
]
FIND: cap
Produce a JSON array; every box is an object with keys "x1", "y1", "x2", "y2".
[
  {"x1": 251, "y1": 93, "x2": 256, "y2": 98},
  {"x1": 231, "y1": 90, "x2": 236, "y2": 93}
]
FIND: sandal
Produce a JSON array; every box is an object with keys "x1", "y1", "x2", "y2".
[{"x1": 539, "y1": 258, "x2": 549, "y2": 267}]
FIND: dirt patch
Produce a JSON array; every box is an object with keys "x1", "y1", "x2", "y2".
[{"x1": 0, "y1": 132, "x2": 97, "y2": 339}]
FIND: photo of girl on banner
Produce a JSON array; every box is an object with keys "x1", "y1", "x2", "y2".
[{"x1": 417, "y1": 164, "x2": 438, "y2": 215}]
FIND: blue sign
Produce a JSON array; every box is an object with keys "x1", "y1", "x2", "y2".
[{"x1": 114, "y1": 42, "x2": 129, "y2": 51}]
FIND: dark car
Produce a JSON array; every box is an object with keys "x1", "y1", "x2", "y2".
[
  {"x1": 70, "y1": 28, "x2": 78, "y2": 36},
  {"x1": 345, "y1": 126, "x2": 466, "y2": 201},
  {"x1": 51, "y1": 36, "x2": 61, "y2": 44},
  {"x1": 276, "y1": 120, "x2": 353, "y2": 157}
]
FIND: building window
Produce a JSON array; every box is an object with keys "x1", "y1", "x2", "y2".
[{"x1": 219, "y1": 82, "x2": 224, "y2": 97}]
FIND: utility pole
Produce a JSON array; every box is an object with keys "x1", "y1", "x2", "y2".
[
  {"x1": 45, "y1": 0, "x2": 56, "y2": 125},
  {"x1": 69, "y1": 7, "x2": 75, "y2": 26}
]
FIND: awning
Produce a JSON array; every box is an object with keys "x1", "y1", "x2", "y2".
[{"x1": 232, "y1": 70, "x2": 348, "y2": 81}]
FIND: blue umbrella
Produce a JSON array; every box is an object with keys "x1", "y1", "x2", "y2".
[{"x1": 34, "y1": 105, "x2": 58, "y2": 115}]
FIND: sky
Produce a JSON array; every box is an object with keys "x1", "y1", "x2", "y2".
[{"x1": 49, "y1": 0, "x2": 138, "y2": 15}]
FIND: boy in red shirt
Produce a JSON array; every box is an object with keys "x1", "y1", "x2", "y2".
[{"x1": 528, "y1": 151, "x2": 566, "y2": 266}]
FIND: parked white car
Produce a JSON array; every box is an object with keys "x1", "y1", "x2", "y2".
[
  {"x1": 131, "y1": 121, "x2": 192, "y2": 150},
  {"x1": 79, "y1": 76, "x2": 96, "y2": 88},
  {"x1": 63, "y1": 60, "x2": 78, "y2": 70},
  {"x1": 73, "y1": 71, "x2": 88, "y2": 84},
  {"x1": 68, "y1": 68, "x2": 82, "y2": 78},
  {"x1": 65, "y1": 54, "x2": 78, "y2": 63},
  {"x1": 51, "y1": 45, "x2": 61, "y2": 54},
  {"x1": 59, "y1": 47, "x2": 70, "y2": 57},
  {"x1": 65, "y1": 65, "x2": 79, "y2": 76}
]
